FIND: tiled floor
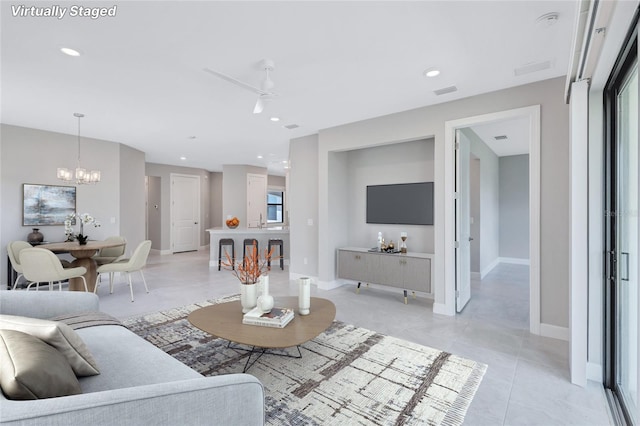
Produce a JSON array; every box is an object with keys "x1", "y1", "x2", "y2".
[{"x1": 97, "y1": 250, "x2": 612, "y2": 426}]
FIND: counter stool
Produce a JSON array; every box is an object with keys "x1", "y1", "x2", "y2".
[
  {"x1": 243, "y1": 239, "x2": 259, "y2": 267},
  {"x1": 268, "y1": 239, "x2": 284, "y2": 270},
  {"x1": 218, "y1": 238, "x2": 235, "y2": 271}
]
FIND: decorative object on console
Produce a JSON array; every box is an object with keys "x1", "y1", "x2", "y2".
[
  {"x1": 23, "y1": 183, "x2": 76, "y2": 226},
  {"x1": 223, "y1": 242, "x2": 278, "y2": 313},
  {"x1": 298, "y1": 277, "x2": 311, "y2": 315},
  {"x1": 57, "y1": 113, "x2": 101, "y2": 185},
  {"x1": 400, "y1": 232, "x2": 408, "y2": 254},
  {"x1": 65, "y1": 212, "x2": 100, "y2": 245},
  {"x1": 225, "y1": 216, "x2": 239, "y2": 229},
  {"x1": 256, "y1": 275, "x2": 274, "y2": 313},
  {"x1": 27, "y1": 228, "x2": 44, "y2": 244},
  {"x1": 242, "y1": 306, "x2": 294, "y2": 328}
]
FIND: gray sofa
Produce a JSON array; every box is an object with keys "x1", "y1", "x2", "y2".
[{"x1": 0, "y1": 291, "x2": 264, "y2": 425}]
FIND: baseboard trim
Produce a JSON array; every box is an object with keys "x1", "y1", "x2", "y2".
[
  {"x1": 539, "y1": 323, "x2": 569, "y2": 341},
  {"x1": 151, "y1": 249, "x2": 173, "y2": 256},
  {"x1": 316, "y1": 279, "x2": 344, "y2": 291},
  {"x1": 499, "y1": 257, "x2": 530, "y2": 265},
  {"x1": 587, "y1": 362, "x2": 603, "y2": 382},
  {"x1": 433, "y1": 302, "x2": 454, "y2": 316},
  {"x1": 470, "y1": 272, "x2": 481, "y2": 280},
  {"x1": 481, "y1": 258, "x2": 500, "y2": 279}
]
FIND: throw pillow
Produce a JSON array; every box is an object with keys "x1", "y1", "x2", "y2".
[
  {"x1": 0, "y1": 329, "x2": 82, "y2": 400},
  {"x1": 0, "y1": 314, "x2": 99, "y2": 376}
]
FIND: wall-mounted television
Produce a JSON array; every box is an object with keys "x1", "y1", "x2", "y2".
[{"x1": 366, "y1": 182, "x2": 434, "y2": 225}]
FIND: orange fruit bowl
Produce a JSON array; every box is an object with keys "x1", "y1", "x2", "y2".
[{"x1": 226, "y1": 217, "x2": 240, "y2": 229}]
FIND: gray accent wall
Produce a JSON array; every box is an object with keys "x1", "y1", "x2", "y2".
[
  {"x1": 209, "y1": 172, "x2": 223, "y2": 228},
  {"x1": 469, "y1": 155, "x2": 481, "y2": 274},
  {"x1": 147, "y1": 176, "x2": 162, "y2": 250},
  {"x1": 221, "y1": 164, "x2": 267, "y2": 226},
  {"x1": 119, "y1": 144, "x2": 146, "y2": 252},
  {"x1": 289, "y1": 134, "x2": 319, "y2": 277},
  {"x1": 291, "y1": 76, "x2": 569, "y2": 328},
  {"x1": 345, "y1": 139, "x2": 435, "y2": 253},
  {"x1": 499, "y1": 154, "x2": 530, "y2": 259}
]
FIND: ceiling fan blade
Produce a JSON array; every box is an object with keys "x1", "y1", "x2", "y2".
[
  {"x1": 203, "y1": 67, "x2": 266, "y2": 95},
  {"x1": 253, "y1": 97, "x2": 265, "y2": 114}
]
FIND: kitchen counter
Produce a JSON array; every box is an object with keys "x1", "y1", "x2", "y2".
[{"x1": 207, "y1": 227, "x2": 290, "y2": 269}]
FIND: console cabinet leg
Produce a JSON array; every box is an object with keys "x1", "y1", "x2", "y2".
[
  {"x1": 403, "y1": 290, "x2": 408, "y2": 305},
  {"x1": 412, "y1": 291, "x2": 416, "y2": 299},
  {"x1": 356, "y1": 282, "x2": 361, "y2": 294}
]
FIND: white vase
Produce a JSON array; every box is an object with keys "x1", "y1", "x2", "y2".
[
  {"x1": 257, "y1": 275, "x2": 274, "y2": 313},
  {"x1": 240, "y1": 283, "x2": 258, "y2": 313},
  {"x1": 298, "y1": 277, "x2": 311, "y2": 315}
]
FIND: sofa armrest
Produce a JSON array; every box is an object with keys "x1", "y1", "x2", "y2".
[
  {"x1": 0, "y1": 291, "x2": 99, "y2": 319},
  {"x1": 0, "y1": 374, "x2": 264, "y2": 425}
]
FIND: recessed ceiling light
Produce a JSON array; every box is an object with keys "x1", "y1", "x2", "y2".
[
  {"x1": 282, "y1": 160, "x2": 288, "y2": 164},
  {"x1": 270, "y1": 117, "x2": 280, "y2": 122},
  {"x1": 187, "y1": 136, "x2": 196, "y2": 140},
  {"x1": 257, "y1": 155, "x2": 263, "y2": 159},
  {"x1": 424, "y1": 68, "x2": 440, "y2": 78},
  {"x1": 180, "y1": 156, "x2": 187, "y2": 160},
  {"x1": 60, "y1": 47, "x2": 81, "y2": 57}
]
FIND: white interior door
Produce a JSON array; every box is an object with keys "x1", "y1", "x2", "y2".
[
  {"x1": 247, "y1": 173, "x2": 267, "y2": 228},
  {"x1": 455, "y1": 129, "x2": 472, "y2": 311},
  {"x1": 171, "y1": 174, "x2": 200, "y2": 253}
]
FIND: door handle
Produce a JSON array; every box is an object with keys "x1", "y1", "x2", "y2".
[
  {"x1": 194, "y1": 222, "x2": 199, "y2": 225},
  {"x1": 621, "y1": 252, "x2": 629, "y2": 281},
  {"x1": 469, "y1": 237, "x2": 474, "y2": 241}
]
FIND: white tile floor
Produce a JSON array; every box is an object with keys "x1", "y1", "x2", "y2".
[{"x1": 96, "y1": 250, "x2": 613, "y2": 426}]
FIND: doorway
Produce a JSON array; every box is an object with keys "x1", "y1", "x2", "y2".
[
  {"x1": 444, "y1": 105, "x2": 541, "y2": 334},
  {"x1": 604, "y1": 17, "x2": 638, "y2": 424},
  {"x1": 170, "y1": 173, "x2": 201, "y2": 253}
]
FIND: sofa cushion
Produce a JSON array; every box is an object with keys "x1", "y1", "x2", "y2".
[
  {"x1": 0, "y1": 315, "x2": 99, "y2": 376},
  {"x1": 75, "y1": 325, "x2": 202, "y2": 394},
  {"x1": 0, "y1": 329, "x2": 82, "y2": 400}
]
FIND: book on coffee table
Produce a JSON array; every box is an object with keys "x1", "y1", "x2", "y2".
[{"x1": 242, "y1": 307, "x2": 294, "y2": 328}]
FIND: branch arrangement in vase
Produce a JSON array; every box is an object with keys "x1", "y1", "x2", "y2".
[{"x1": 222, "y1": 242, "x2": 279, "y2": 284}]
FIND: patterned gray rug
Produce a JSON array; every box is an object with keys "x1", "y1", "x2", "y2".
[{"x1": 124, "y1": 295, "x2": 486, "y2": 426}]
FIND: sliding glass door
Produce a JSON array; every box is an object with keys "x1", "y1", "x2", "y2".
[{"x1": 605, "y1": 14, "x2": 638, "y2": 425}]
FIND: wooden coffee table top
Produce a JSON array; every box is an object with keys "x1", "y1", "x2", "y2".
[{"x1": 188, "y1": 297, "x2": 336, "y2": 349}]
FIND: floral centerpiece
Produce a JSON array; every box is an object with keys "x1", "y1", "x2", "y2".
[
  {"x1": 65, "y1": 212, "x2": 100, "y2": 245},
  {"x1": 222, "y1": 242, "x2": 279, "y2": 313}
]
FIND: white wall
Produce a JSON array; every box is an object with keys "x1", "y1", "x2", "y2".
[
  {"x1": 292, "y1": 76, "x2": 570, "y2": 327},
  {"x1": 499, "y1": 154, "x2": 530, "y2": 260},
  {"x1": 345, "y1": 139, "x2": 435, "y2": 253},
  {"x1": 1, "y1": 124, "x2": 126, "y2": 284}
]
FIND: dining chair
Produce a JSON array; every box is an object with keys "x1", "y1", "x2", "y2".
[
  {"x1": 92, "y1": 236, "x2": 127, "y2": 266},
  {"x1": 94, "y1": 240, "x2": 151, "y2": 302},
  {"x1": 7, "y1": 241, "x2": 32, "y2": 290},
  {"x1": 19, "y1": 248, "x2": 88, "y2": 291}
]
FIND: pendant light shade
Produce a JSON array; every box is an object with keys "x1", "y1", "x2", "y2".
[{"x1": 57, "y1": 113, "x2": 101, "y2": 185}]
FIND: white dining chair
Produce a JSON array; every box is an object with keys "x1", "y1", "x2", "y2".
[
  {"x1": 92, "y1": 236, "x2": 127, "y2": 266},
  {"x1": 7, "y1": 241, "x2": 33, "y2": 290},
  {"x1": 94, "y1": 240, "x2": 151, "y2": 302},
  {"x1": 19, "y1": 248, "x2": 88, "y2": 291}
]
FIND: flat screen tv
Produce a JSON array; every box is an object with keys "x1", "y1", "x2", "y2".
[{"x1": 366, "y1": 182, "x2": 434, "y2": 225}]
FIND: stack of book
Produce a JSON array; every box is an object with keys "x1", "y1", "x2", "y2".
[{"x1": 242, "y1": 307, "x2": 294, "y2": 328}]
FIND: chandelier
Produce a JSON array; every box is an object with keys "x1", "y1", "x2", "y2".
[{"x1": 57, "y1": 113, "x2": 101, "y2": 184}]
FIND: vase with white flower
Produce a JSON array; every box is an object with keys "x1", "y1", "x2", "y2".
[
  {"x1": 222, "y1": 242, "x2": 279, "y2": 313},
  {"x1": 65, "y1": 213, "x2": 101, "y2": 245}
]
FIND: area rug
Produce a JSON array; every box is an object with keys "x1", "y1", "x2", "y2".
[{"x1": 124, "y1": 296, "x2": 487, "y2": 426}]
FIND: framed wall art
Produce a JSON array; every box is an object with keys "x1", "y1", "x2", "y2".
[{"x1": 23, "y1": 183, "x2": 76, "y2": 226}]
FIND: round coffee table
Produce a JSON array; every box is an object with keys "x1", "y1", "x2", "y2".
[{"x1": 188, "y1": 296, "x2": 336, "y2": 371}]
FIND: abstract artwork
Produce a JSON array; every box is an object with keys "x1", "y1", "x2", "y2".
[{"x1": 23, "y1": 184, "x2": 76, "y2": 226}]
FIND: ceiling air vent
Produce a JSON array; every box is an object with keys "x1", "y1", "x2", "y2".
[
  {"x1": 283, "y1": 124, "x2": 299, "y2": 130},
  {"x1": 494, "y1": 135, "x2": 508, "y2": 140},
  {"x1": 514, "y1": 60, "x2": 552, "y2": 76},
  {"x1": 433, "y1": 86, "x2": 458, "y2": 96}
]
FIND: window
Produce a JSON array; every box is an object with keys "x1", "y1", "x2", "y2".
[{"x1": 267, "y1": 190, "x2": 284, "y2": 223}]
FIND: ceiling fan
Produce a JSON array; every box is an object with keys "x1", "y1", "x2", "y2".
[{"x1": 203, "y1": 59, "x2": 278, "y2": 114}]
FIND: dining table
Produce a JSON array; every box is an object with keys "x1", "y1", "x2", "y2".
[{"x1": 39, "y1": 240, "x2": 126, "y2": 292}]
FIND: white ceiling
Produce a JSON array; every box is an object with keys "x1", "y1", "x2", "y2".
[
  {"x1": 469, "y1": 117, "x2": 531, "y2": 157},
  {"x1": 1, "y1": 1, "x2": 577, "y2": 175}
]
